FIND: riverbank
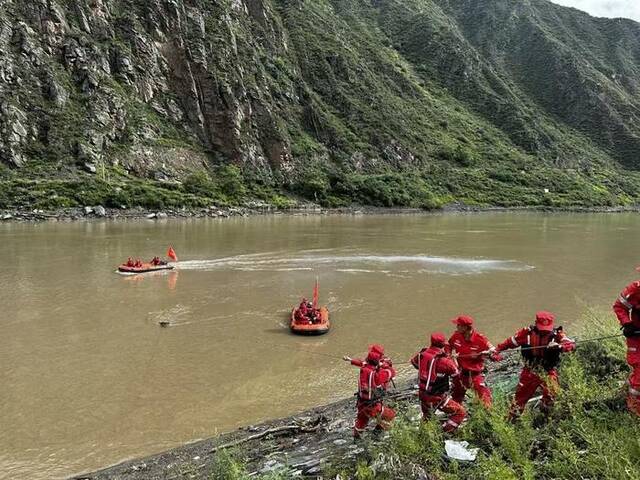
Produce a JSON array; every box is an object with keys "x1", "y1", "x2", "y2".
[
  {"x1": 74, "y1": 313, "x2": 637, "y2": 480},
  {"x1": 2, "y1": 203, "x2": 640, "y2": 223},
  {"x1": 74, "y1": 357, "x2": 522, "y2": 480}
]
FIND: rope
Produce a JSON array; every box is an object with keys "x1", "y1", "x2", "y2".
[
  {"x1": 264, "y1": 333, "x2": 625, "y2": 366},
  {"x1": 267, "y1": 341, "x2": 348, "y2": 360},
  {"x1": 397, "y1": 332, "x2": 625, "y2": 364}
]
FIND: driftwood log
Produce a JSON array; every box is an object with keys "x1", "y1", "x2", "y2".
[{"x1": 208, "y1": 416, "x2": 326, "y2": 454}]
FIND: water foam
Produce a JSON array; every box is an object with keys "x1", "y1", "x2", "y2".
[{"x1": 175, "y1": 251, "x2": 534, "y2": 275}]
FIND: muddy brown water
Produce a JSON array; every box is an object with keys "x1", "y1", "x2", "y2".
[{"x1": 1, "y1": 212, "x2": 637, "y2": 479}]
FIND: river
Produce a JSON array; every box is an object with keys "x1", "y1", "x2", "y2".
[{"x1": 0, "y1": 212, "x2": 636, "y2": 479}]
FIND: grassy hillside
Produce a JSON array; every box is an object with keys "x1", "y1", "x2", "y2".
[{"x1": 1, "y1": 0, "x2": 640, "y2": 210}]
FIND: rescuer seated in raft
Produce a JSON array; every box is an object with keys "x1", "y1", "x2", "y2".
[
  {"x1": 126, "y1": 257, "x2": 135, "y2": 268},
  {"x1": 296, "y1": 299, "x2": 309, "y2": 322},
  {"x1": 295, "y1": 299, "x2": 320, "y2": 324},
  {"x1": 150, "y1": 256, "x2": 167, "y2": 266}
]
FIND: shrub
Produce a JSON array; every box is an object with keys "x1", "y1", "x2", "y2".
[
  {"x1": 217, "y1": 164, "x2": 247, "y2": 200},
  {"x1": 183, "y1": 171, "x2": 219, "y2": 198},
  {"x1": 335, "y1": 172, "x2": 442, "y2": 209},
  {"x1": 438, "y1": 144, "x2": 477, "y2": 167},
  {"x1": 291, "y1": 167, "x2": 330, "y2": 201},
  {"x1": 209, "y1": 450, "x2": 248, "y2": 480}
]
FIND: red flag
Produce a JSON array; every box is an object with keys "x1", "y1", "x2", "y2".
[
  {"x1": 167, "y1": 246, "x2": 178, "y2": 262},
  {"x1": 312, "y1": 278, "x2": 319, "y2": 309}
]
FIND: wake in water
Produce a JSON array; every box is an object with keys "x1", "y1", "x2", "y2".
[{"x1": 175, "y1": 250, "x2": 534, "y2": 276}]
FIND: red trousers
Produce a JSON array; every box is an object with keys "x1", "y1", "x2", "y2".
[
  {"x1": 627, "y1": 362, "x2": 640, "y2": 416},
  {"x1": 452, "y1": 370, "x2": 492, "y2": 407},
  {"x1": 419, "y1": 392, "x2": 466, "y2": 432},
  {"x1": 510, "y1": 367, "x2": 559, "y2": 417},
  {"x1": 353, "y1": 400, "x2": 396, "y2": 437}
]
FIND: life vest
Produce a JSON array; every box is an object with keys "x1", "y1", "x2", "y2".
[
  {"x1": 417, "y1": 348, "x2": 450, "y2": 395},
  {"x1": 520, "y1": 326, "x2": 563, "y2": 371},
  {"x1": 358, "y1": 363, "x2": 383, "y2": 402}
]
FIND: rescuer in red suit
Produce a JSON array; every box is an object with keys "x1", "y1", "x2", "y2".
[
  {"x1": 411, "y1": 333, "x2": 466, "y2": 432},
  {"x1": 447, "y1": 315, "x2": 501, "y2": 407},
  {"x1": 495, "y1": 311, "x2": 576, "y2": 419},
  {"x1": 344, "y1": 344, "x2": 396, "y2": 438},
  {"x1": 296, "y1": 299, "x2": 309, "y2": 322},
  {"x1": 613, "y1": 278, "x2": 640, "y2": 416}
]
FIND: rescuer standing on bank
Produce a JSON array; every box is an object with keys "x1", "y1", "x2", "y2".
[
  {"x1": 344, "y1": 344, "x2": 397, "y2": 438},
  {"x1": 613, "y1": 277, "x2": 640, "y2": 416},
  {"x1": 411, "y1": 333, "x2": 466, "y2": 432},
  {"x1": 447, "y1": 315, "x2": 501, "y2": 407},
  {"x1": 495, "y1": 311, "x2": 576, "y2": 419}
]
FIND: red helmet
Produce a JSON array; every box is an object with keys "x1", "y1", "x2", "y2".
[
  {"x1": 535, "y1": 311, "x2": 555, "y2": 331},
  {"x1": 451, "y1": 315, "x2": 474, "y2": 327},
  {"x1": 430, "y1": 333, "x2": 447, "y2": 348},
  {"x1": 367, "y1": 344, "x2": 385, "y2": 362}
]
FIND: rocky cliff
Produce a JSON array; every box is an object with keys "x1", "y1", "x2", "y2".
[{"x1": 1, "y1": 0, "x2": 640, "y2": 209}]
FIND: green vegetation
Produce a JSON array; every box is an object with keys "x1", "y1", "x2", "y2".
[
  {"x1": 206, "y1": 449, "x2": 291, "y2": 480},
  {"x1": 3, "y1": 0, "x2": 640, "y2": 210},
  {"x1": 208, "y1": 311, "x2": 639, "y2": 479}
]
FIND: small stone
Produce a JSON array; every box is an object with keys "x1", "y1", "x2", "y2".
[
  {"x1": 2, "y1": 214, "x2": 13, "y2": 220},
  {"x1": 146, "y1": 213, "x2": 157, "y2": 219},
  {"x1": 93, "y1": 205, "x2": 106, "y2": 217},
  {"x1": 84, "y1": 206, "x2": 93, "y2": 215},
  {"x1": 156, "y1": 212, "x2": 168, "y2": 219},
  {"x1": 193, "y1": 456, "x2": 200, "y2": 461},
  {"x1": 131, "y1": 463, "x2": 147, "y2": 471},
  {"x1": 333, "y1": 439, "x2": 348, "y2": 445},
  {"x1": 259, "y1": 460, "x2": 284, "y2": 474},
  {"x1": 12, "y1": 120, "x2": 28, "y2": 138},
  {"x1": 84, "y1": 162, "x2": 97, "y2": 174}
]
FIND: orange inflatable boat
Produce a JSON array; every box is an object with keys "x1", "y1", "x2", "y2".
[
  {"x1": 117, "y1": 263, "x2": 174, "y2": 274},
  {"x1": 118, "y1": 247, "x2": 178, "y2": 274},
  {"x1": 290, "y1": 306, "x2": 330, "y2": 335}
]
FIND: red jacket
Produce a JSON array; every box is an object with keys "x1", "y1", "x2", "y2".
[
  {"x1": 613, "y1": 281, "x2": 640, "y2": 363},
  {"x1": 350, "y1": 358, "x2": 396, "y2": 401},
  {"x1": 614, "y1": 281, "x2": 640, "y2": 326},
  {"x1": 496, "y1": 326, "x2": 575, "y2": 371},
  {"x1": 411, "y1": 346, "x2": 458, "y2": 394},
  {"x1": 447, "y1": 330, "x2": 493, "y2": 372}
]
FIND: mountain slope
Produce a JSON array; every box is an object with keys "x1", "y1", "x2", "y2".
[{"x1": 0, "y1": 0, "x2": 639, "y2": 209}]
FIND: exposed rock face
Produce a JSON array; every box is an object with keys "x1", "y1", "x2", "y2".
[
  {"x1": 0, "y1": 0, "x2": 293, "y2": 178},
  {"x1": 1, "y1": 0, "x2": 639, "y2": 186}
]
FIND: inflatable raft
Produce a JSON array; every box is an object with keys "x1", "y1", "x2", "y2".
[
  {"x1": 290, "y1": 306, "x2": 330, "y2": 335},
  {"x1": 117, "y1": 263, "x2": 174, "y2": 274}
]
